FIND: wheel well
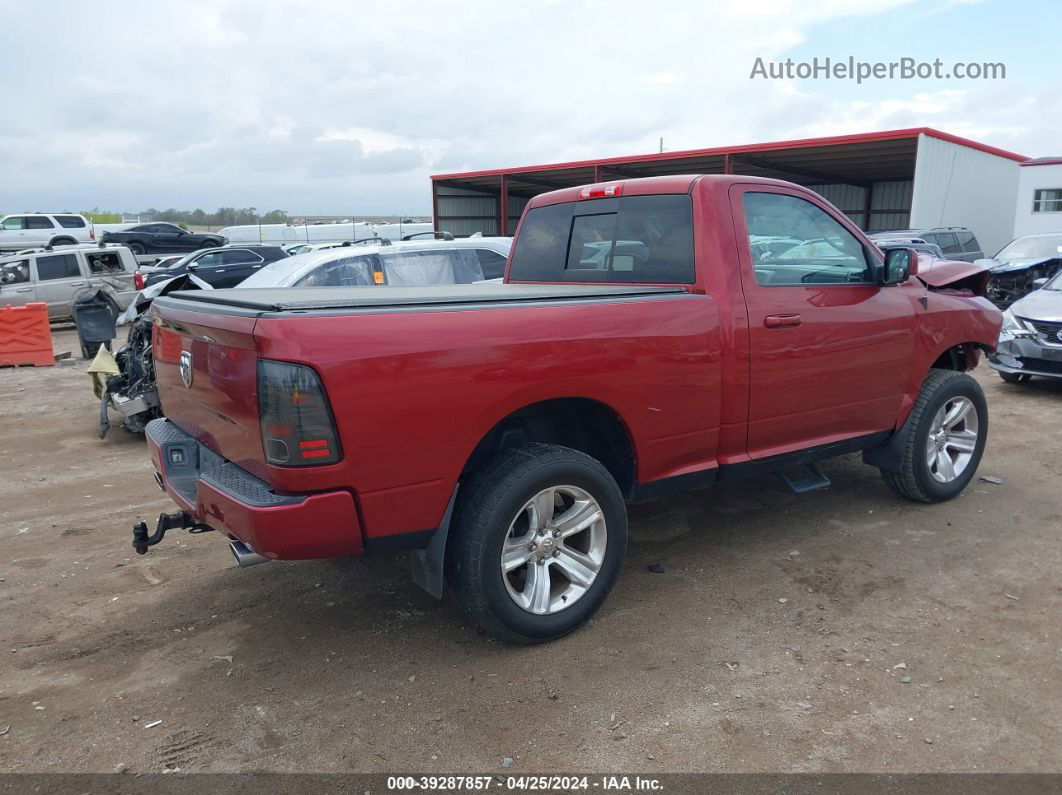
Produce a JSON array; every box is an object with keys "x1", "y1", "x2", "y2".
[
  {"x1": 931, "y1": 343, "x2": 984, "y2": 372},
  {"x1": 462, "y1": 398, "x2": 636, "y2": 497}
]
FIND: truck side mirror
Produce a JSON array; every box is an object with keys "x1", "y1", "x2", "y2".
[{"x1": 881, "y1": 248, "x2": 916, "y2": 285}]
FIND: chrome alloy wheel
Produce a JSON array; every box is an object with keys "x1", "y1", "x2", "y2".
[
  {"x1": 925, "y1": 396, "x2": 980, "y2": 483},
  {"x1": 500, "y1": 485, "x2": 607, "y2": 615}
]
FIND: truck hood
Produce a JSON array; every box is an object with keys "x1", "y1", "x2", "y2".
[
  {"x1": 1009, "y1": 288, "x2": 1062, "y2": 323},
  {"x1": 916, "y1": 254, "x2": 990, "y2": 294}
]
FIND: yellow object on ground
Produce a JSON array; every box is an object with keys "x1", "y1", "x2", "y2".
[{"x1": 87, "y1": 345, "x2": 119, "y2": 399}]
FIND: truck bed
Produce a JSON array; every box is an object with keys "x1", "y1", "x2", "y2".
[{"x1": 153, "y1": 284, "x2": 688, "y2": 315}]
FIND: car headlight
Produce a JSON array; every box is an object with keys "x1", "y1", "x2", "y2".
[{"x1": 1001, "y1": 309, "x2": 1033, "y2": 335}]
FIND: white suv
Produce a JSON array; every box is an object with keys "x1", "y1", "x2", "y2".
[
  {"x1": 0, "y1": 244, "x2": 137, "y2": 320},
  {"x1": 0, "y1": 213, "x2": 96, "y2": 251}
]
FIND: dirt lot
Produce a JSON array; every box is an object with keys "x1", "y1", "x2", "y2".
[{"x1": 1, "y1": 328, "x2": 1060, "y2": 774}]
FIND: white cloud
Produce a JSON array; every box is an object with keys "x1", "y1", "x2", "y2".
[{"x1": 0, "y1": 0, "x2": 1051, "y2": 214}]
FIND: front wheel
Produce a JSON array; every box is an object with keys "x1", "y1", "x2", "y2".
[
  {"x1": 881, "y1": 369, "x2": 988, "y2": 503},
  {"x1": 449, "y1": 443, "x2": 627, "y2": 644}
]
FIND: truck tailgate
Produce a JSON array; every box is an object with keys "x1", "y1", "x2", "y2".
[{"x1": 151, "y1": 302, "x2": 266, "y2": 478}]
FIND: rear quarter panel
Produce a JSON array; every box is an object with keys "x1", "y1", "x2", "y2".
[{"x1": 253, "y1": 294, "x2": 722, "y2": 539}]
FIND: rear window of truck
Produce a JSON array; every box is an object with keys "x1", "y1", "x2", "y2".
[{"x1": 509, "y1": 195, "x2": 694, "y2": 284}]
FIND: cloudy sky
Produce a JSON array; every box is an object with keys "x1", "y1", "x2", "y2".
[{"x1": 1, "y1": 0, "x2": 1057, "y2": 215}]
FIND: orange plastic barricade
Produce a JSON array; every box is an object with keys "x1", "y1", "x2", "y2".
[{"x1": 0, "y1": 303, "x2": 54, "y2": 367}]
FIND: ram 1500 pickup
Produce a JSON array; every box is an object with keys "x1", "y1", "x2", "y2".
[{"x1": 133, "y1": 175, "x2": 1002, "y2": 643}]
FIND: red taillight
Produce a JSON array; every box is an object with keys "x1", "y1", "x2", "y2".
[
  {"x1": 577, "y1": 183, "x2": 623, "y2": 200},
  {"x1": 257, "y1": 360, "x2": 341, "y2": 467},
  {"x1": 134, "y1": 271, "x2": 145, "y2": 290}
]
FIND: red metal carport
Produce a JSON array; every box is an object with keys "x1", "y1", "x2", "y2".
[{"x1": 430, "y1": 127, "x2": 1026, "y2": 238}]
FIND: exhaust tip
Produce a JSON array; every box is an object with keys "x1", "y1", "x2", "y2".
[{"x1": 229, "y1": 540, "x2": 270, "y2": 568}]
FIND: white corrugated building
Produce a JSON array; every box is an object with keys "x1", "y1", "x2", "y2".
[{"x1": 1012, "y1": 157, "x2": 1062, "y2": 240}]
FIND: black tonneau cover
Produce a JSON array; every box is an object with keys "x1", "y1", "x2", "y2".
[{"x1": 154, "y1": 284, "x2": 687, "y2": 314}]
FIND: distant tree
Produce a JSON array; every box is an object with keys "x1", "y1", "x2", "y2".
[{"x1": 262, "y1": 209, "x2": 289, "y2": 224}]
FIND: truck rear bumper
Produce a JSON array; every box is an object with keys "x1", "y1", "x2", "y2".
[{"x1": 146, "y1": 418, "x2": 363, "y2": 559}]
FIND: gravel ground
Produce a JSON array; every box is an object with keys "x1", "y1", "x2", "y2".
[{"x1": 0, "y1": 328, "x2": 1059, "y2": 774}]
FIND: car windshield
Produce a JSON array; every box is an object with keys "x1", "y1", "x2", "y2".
[
  {"x1": 1044, "y1": 271, "x2": 1062, "y2": 290},
  {"x1": 994, "y1": 235, "x2": 1062, "y2": 261},
  {"x1": 165, "y1": 253, "x2": 197, "y2": 269}
]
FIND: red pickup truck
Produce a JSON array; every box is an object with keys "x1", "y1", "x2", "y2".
[{"x1": 134, "y1": 175, "x2": 1001, "y2": 643}]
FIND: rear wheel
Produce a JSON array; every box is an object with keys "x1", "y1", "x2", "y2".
[
  {"x1": 881, "y1": 369, "x2": 988, "y2": 503},
  {"x1": 128, "y1": 242, "x2": 146, "y2": 256},
  {"x1": 999, "y1": 371, "x2": 1030, "y2": 384},
  {"x1": 449, "y1": 443, "x2": 627, "y2": 644},
  {"x1": 49, "y1": 236, "x2": 75, "y2": 247}
]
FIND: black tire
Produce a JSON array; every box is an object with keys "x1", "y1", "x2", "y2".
[
  {"x1": 881, "y1": 369, "x2": 988, "y2": 503},
  {"x1": 999, "y1": 371, "x2": 1030, "y2": 384},
  {"x1": 200, "y1": 239, "x2": 219, "y2": 249},
  {"x1": 49, "y1": 237, "x2": 75, "y2": 247},
  {"x1": 448, "y1": 443, "x2": 627, "y2": 644},
  {"x1": 128, "y1": 242, "x2": 146, "y2": 256}
]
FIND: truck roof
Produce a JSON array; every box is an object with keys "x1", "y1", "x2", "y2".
[{"x1": 524, "y1": 174, "x2": 807, "y2": 209}]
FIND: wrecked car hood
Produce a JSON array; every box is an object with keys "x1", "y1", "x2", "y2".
[
  {"x1": 915, "y1": 254, "x2": 990, "y2": 294},
  {"x1": 117, "y1": 273, "x2": 212, "y2": 325},
  {"x1": 1008, "y1": 288, "x2": 1062, "y2": 323},
  {"x1": 976, "y1": 255, "x2": 1061, "y2": 274}
]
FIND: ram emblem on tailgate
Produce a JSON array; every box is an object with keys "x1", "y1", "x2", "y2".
[{"x1": 179, "y1": 351, "x2": 194, "y2": 388}]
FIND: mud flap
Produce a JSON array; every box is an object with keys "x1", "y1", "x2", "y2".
[
  {"x1": 862, "y1": 410, "x2": 916, "y2": 472},
  {"x1": 410, "y1": 485, "x2": 459, "y2": 600}
]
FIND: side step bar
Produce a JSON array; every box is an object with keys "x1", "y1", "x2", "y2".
[{"x1": 775, "y1": 462, "x2": 832, "y2": 494}]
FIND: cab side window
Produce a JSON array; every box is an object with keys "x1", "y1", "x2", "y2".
[
  {"x1": 36, "y1": 254, "x2": 82, "y2": 280},
  {"x1": 743, "y1": 192, "x2": 873, "y2": 285},
  {"x1": 220, "y1": 250, "x2": 263, "y2": 265},
  {"x1": 1, "y1": 260, "x2": 30, "y2": 284},
  {"x1": 87, "y1": 252, "x2": 123, "y2": 273}
]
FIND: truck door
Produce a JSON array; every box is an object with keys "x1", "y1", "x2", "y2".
[
  {"x1": 32, "y1": 252, "x2": 87, "y2": 319},
  {"x1": 730, "y1": 185, "x2": 917, "y2": 459}
]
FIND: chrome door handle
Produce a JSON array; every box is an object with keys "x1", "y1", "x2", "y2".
[
  {"x1": 70, "y1": 281, "x2": 86, "y2": 286},
  {"x1": 15, "y1": 287, "x2": 32, "y2": 293}
]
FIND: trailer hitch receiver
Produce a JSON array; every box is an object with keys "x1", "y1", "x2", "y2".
[{"x1": 132, "y1": 511, "x2": 212, "y2": 554}]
